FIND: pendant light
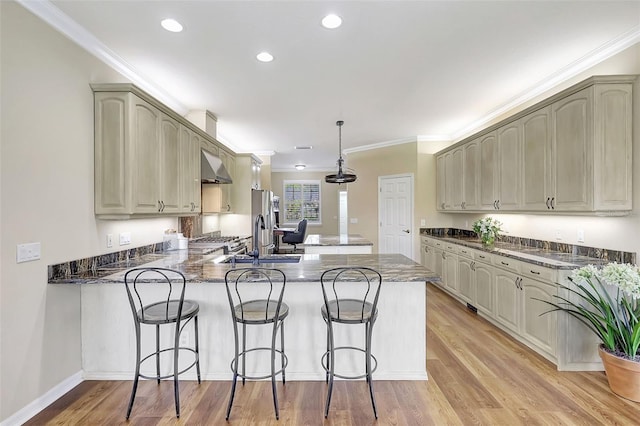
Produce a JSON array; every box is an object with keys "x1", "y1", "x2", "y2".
[{"x1": 325, "y1": 120, "x2": 357, "y2": 184}]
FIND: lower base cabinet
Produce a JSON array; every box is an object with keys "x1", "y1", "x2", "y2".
[{"x1": 421, "y1": 236, "x2": 599, "y2": 371}]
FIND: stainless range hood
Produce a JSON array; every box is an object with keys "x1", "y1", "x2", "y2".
[{"x1": 201, "y1": 150, "x2": 232, "y2": 184}]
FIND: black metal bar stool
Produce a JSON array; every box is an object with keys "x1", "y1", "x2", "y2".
[
  {"x1": 224, "y1": 267, "x2": 289, "y2": 420},
  {"x1": 124, "y1": 267, "x2": 201, "y2": 419},
  {"x1": 320, "y1": 266, "x2": 382, "y2": 419}
]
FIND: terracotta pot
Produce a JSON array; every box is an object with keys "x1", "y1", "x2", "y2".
[{"x1": 598, "y1": 345, "x2": 640, "y2": 402}]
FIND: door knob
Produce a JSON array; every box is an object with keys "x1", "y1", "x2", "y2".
[{"x1": 403, "y1": 229, "x2": 410, "y2": 233}]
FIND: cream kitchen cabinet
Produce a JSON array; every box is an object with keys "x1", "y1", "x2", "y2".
[
  {"x1": 203, "y1": 148, "x2": 235, "y2": 213},
  {"x1": 462, "y1": 139, "x2": 480, "y2": 210},
  {"x1": 436, "y1": 149, "x2": 463, "y2": 210},
  {"x1": 94, "y1": 91, "x2": 180, "y2": 216},
  {"x1": 436, "y1": 155, "x2": 446, "y2": 210},
  {"x1": 521, "y1": 107, "x2": 552, "y2": 210},
  {"x1": 219, "y1": 148, "x2": 235, "y2": 213},
  {"x1": 418, "y1": 236, "x2": 593, "y2": 370},
  {"x1": 93, "y1": 83, "x2": 233, "y2": 218},
  {"x1": 478, "y1": 131, "x2": 498, "y2": 210},
  {"x1": 434, "y1": 75, "x2": 634, "y2": 214},
  {"x1": 179, "y1": 125, "x2": 201, "y2": 214}
]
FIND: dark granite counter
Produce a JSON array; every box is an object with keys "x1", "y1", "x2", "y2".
[
  {"x1": 49, "y1": 250, "x2": 437, "y2": 284},
  {"x1": 303, "y1": 234, "x2": 373, "y2": 246},
  {"x1": 420, "y1": 228, "x2": 635, "y2": 270}
]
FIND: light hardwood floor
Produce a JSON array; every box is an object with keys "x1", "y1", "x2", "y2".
[{"x1": 25, "y1": 283, "x2": 639, "y2": 425}]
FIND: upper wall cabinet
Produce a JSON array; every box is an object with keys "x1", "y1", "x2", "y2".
[
  {"x1": 436, "y1": 75, "x2": 635, "y2": 215},
  {"x1": 93, "y1": 83, "x2": 230, "y2": 218}
]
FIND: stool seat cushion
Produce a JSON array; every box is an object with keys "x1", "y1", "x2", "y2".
[
  {"x1": 234, "y1": 299, "x2": 289, "y2": 323},
  {"x1": 321, "y1": 299, "x2": 376, "y2": 323},
  {"x1": 137, "y1": 300, "x2": 199, "y2": 324}
]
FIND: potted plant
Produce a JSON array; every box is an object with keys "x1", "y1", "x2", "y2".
[
  {"x1": 472, "y1": 217, "x2": 502, "y2": 245},
  {"x1": 540, "y1": 263, "x2": 640, "y2": 402}
]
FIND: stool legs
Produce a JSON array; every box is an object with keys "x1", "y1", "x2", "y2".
[
  {"x1": 366, "y1": 321, "x2": 378, "y2": 419},
  {"x1": 281, "y1": 321, "x2": 286, "y2": 384},
  {"x1": 271, "y1": 321, "x2": 280, "y2": 420},
  {"x1": 194, "y1": 316, "x2": 201, "y2": 384},
  {"x1": 226, "y1": 322, "x2": 240, "y2": 421},
  {"x1": 324, "y1": 320, "x2": 336, "y2": 419},
  {"x1": 126, "y1": 322, "x2": 142, "y2": 420}
]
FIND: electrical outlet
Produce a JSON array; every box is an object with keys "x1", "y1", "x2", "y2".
[
  {"x1": 119, "y1": 232, "x2": 131, "y2": 246},
  {"x1": 17, "y1": 242, "x2": 41, "y2": 263},
  {"x1": 107, "y1": 234, "x2": 113, "y2": 248},
  {"x1": 577, "y1": 229, "x2": 585, "y2": 243},
  {"x1": 420, "y1": 219, "x2": 426, "y2": 227},
  {"x1": 555, "y1": 229, "x2": 562, "y2": 241},
  {"x1": 350, "y1": 218, "x2": 358, "y2": 224},
  {"x1": 180, "y1": 331, "x2": 190, "y2": 347}
]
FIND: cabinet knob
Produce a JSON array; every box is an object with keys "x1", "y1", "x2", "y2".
[
  {"x1": 550, "y1": 197, "x2": 555, "y2": 210},
  {"x1": 546, "y1": 197, "x2": 551, "y2": 209}
]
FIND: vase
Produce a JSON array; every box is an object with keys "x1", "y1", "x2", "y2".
[
  {"x1": 598, "y1": 345, "x2": 640, "y2": 402},
  {"x1": 481, "y1": 236, "x2": 495, "y2": 246}
]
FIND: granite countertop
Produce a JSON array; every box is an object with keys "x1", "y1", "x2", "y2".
[
  {"x1": 49, "y1": 251, "x2": 437, "y2": 284},
  {"x1": 420, "y1": 232, "x2": 608, "y2": 270},
  {"x1": 303, "y1": 234, "x2": 373, "y2": 246}
]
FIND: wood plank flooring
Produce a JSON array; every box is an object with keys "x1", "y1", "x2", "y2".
[{"x1": 24, "y1": 283, "x2": 639, "y2": 425}]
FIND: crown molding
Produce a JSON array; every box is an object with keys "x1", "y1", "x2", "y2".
[
  {"x1": 342, "y1": 136, "x2": 419, "y2": 155},
  {"x1": 17, "y1": 0, "x2": 189, "y2": 116},
  {"x1": 451, "y1": 25, "x2": 640, "y2": 142}
]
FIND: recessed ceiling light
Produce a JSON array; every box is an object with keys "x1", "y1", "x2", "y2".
[
  {"x1": 161, "y1": 18, "x2": 183, "y2": 33},
  {"x1": 322, "y1": 14, "x2": 342, "y2": 29},
  {"x1": 256, "y1": 52, "x2": 274, "y2": 62},
  {"x1": 295, "y1": 164, "x2": 306, "y2": 170}
]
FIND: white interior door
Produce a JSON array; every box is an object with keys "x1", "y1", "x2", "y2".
[{"x1": 378, "y1": 174, "x2": 414, "y2": 259}]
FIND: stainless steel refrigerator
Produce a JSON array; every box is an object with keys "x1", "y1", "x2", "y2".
[{"x1": 251, "y1": 189, "x2": 274, "y2": 255}]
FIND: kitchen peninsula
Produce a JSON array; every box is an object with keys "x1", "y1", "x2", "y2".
[
  {"x1": 303, "y1": 234, "x2": 374, "y2": 254},
  {"x1": 49, "y1": 250, "x2": 436, "y2": 381}
]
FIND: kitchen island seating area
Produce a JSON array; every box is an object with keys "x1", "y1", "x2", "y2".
[
  {"x1": 123, "y1": 267, "x2": 201, "y2": 419},
  {"x1": 224, "y1": 267, "x2": 289, "y2": 421}
]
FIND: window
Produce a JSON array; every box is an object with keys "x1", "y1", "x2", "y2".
[{"x1": 283, "y1": 180, "x2": 321, "y2": 225}]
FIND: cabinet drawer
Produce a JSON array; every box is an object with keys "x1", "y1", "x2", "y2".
[
  {"x1": 474, "y1": 251, "x2": 492, "y2": 264},
  {"x1": 520, "y1": 263, "x2": 556, "y2": 283},
  {"x1": 456, "y1": 246, "x2": 475, "y2": 259},
  {"x1": 444, "y1": 243, "x2": 458, "y2": 252},
  {"x1": 493, "y1": 256, "x2": 521, "y2": 273}
]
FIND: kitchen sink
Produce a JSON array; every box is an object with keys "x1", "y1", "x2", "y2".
[{"x1": 221, "y1": 255, "x2": 301, "y2": 264}]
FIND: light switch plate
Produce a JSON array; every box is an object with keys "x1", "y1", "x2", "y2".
[
  {"x1": 120, "y1": 232, "x2": 131, "y2": 245},
  {"x1": 17, "y1": 242, "x2": 41, "y2": 263},
  {"x1": 577, "y1": 229, "x2": 585, "y2": 243},
  {"x1": 350, "y1": 218, "x2": 358, "y2": 224},
  {"x1": 107, "y1": 234, "x2": 113, "y2": 248}
]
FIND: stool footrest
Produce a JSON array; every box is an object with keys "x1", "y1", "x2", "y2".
[
  {"x1": 321, "y1": 346, "x2": 378, "y2": 380},
  {"x1": 230, "y1": 347, "x2": 289, "y2": 381},
  {"x1": 138, "y1": 347, "x2": 199, "y2": 381}
]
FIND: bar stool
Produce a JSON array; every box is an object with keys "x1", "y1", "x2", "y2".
[
  {"x1": 124, "y1": 267, "x2": 201, "y2": 419},
  {"x1": 320, "y1": 266, "x2": 382, "y2": 419},
  {"x1": 224, "y1": 267, "x2": 289, "y2": 420}
]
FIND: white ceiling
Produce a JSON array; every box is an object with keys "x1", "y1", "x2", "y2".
[{"x1": 28, "y1": 1, "x2": 640, "y2": 171}]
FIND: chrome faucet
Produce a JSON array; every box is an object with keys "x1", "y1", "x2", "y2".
[{"x1": 249, "y1": 214, "x2": 264, "y2": 265}]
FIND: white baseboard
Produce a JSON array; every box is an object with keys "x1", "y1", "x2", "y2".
[{"x1": 1, "y1": 371, "x2": 83, "y2": 426}]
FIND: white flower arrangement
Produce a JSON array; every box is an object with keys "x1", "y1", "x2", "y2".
[{"x1": 472, "y1": 217, "x2": 502, "y2": 245}]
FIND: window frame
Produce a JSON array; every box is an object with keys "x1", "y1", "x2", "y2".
[{"x1": 282, "y1": 180, "x2": 322, "y2": 226}]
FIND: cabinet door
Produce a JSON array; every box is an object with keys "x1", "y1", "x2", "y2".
[
  {"x1": 433, "y1": 248, "x2": 445, "y2": 290},
  {"x1": 551, "y1": 87, "x2": 593, "y2": 211},
  {"x1": 463, "y1": 139, "x2": 479, "y2": 210},
  {"x1": 447, "y1": 148, "x2": 464, "y2": 210},
  {"x1": 522, "y1": 107, "x2": 552, "y2": 210},
  {"x1": 218, "y1": 149, "x2": 233, "y2": 212},
  {"x1": 132, "y1": 97, "x2": 161, "y2": 213},
  {"x1": 478, "y1": 132, "x2": 497, "y2": 210},
  {"x1": 521, "y1": 277, "x2": 557, "y2": 357},
  {"x1": 475, "y1": 262, "x2": 494, "y2": 317},
  {"x1": 436, "y1": 154, "x2": 446, "y2": 210},
  {"x1": 458, "y1": 257, "x2": 475, "y2": 304},
  {"x1": 94, "y1": 93, "x2": 127, "y2": 214},
  {"x1": 159, "y1": 114, "x2": 180, "y2": 213},
  {"x1": 593, "y1": 84, "x2": 633, "y2": 211},
  {"x1": 179, "y1": 126, "x2": 201, "y2": 213},
  {"x1": 494, "y1": 270, "x2": 520, "y2": 334},
  {"x1": 443, "y1": 251, "x2": 458, "y2": 293},
  {"x1": 497, "y1": 123, "x2": 520, "y2": 210}
]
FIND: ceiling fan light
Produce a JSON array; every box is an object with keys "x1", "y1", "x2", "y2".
[
  {"x1": 295, "y1": 164, "x2": 306, "y2": 170},
  {"x1": 325, "y1": 120, "x2": 357, "y2": 184}
]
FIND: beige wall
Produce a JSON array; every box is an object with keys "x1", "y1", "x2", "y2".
[
  {"x1": 271, "y1": 171, "x2": 340, "y2": 235},
  {"x1": 1, "y1": 3, "x2": 177, "y2": 421}
]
